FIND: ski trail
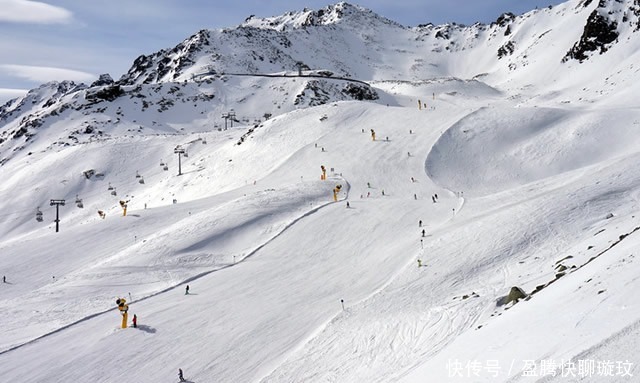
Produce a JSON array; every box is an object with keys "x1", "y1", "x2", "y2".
[{"x1": 0, "y1": 182, "x2": 347, "y2": 355}]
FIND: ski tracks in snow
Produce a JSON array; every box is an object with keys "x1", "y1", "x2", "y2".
[{"x1": 0, "y1": 179, "x2": 346, "y2": 355}]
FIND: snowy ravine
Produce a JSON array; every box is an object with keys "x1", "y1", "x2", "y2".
[{"x1": 1, "y1": 1, "x2": 640, "y2": 382}]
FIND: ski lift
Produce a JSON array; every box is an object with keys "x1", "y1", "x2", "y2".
[
  {"x1": 35, "y1": 207, "x2": 43, "y2": 222},
  {"x1": 202, "y1": 138, "x2": 207, "y2": 145},
  {"x1": 139, "y1": 177, "x2": 145, "y2": 184},
  {"x1": 75, "y1": 195, "x2": 84, "y2": 208},
  {"x1": 163, "y1": 165, "x2": 169, "y2": 171},
  {"x1": 183, "y1": 151, "x2": 189, "y2": 158},
  {"x1": 160, "y1": 159, "x2": 165, "y2": 166},
  {"x1": 111, "y1": 187, "x2": 117, "y2": 196},
  {"x1": 135, "y1": 171, "x2": 141, "y2": 178},
  {"x1": 107, "y1": 182, "x2": 114, "y2": 191}
]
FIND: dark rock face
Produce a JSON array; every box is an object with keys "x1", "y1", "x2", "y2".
[
  {"x1": 563, "y1": 10, "x2": 619, "y2": 62},
  {"x1": 341, "y1": 83, "x2": 378, "y2": 101},
  {"x1": 86, "y1": 85, "x2": 124, "y2": 102},
  {"x1": 90, "y1": 74, "x2": 114, "y2": 87},
  {"x1": 497, "y1": 41, "x2": 515, "y2": 59},
  {"x1": 293, "y1": 80, "x2": 378, "y2": 107},
  {"x1": 580, "y1": 0, "x2": 595, "y2": 7},
  {"x1": 495, "y1": 12, "x2": 516, "y2": 27}
]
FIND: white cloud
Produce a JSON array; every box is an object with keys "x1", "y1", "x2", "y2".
[
  {"x1": 0, "y1": 0, "x2": 72, "y2": 24},
  {"x1": 1, "y1": 64, "x2": 95, "y2": 84},
  {"x1": 0, "y1": 88, "x2": 27, "y2": 104}
]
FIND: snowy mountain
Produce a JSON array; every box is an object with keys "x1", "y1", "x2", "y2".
[{"x1": 1, "y1": 0, "x2": 640, "y2": 382}]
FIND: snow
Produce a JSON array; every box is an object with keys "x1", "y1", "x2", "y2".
[{"x1": 2, "y1": 0, "x2": 640, "y2": 382}]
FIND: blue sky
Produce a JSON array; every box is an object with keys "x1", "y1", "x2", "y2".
[{"x1": 0, "y1": 0, "x2": 566, "y2": 103}]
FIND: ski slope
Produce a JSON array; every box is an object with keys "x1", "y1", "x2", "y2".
[
  {"x1": 1, "y1": 75, "x2": 640, "y2": 382},
  {"x1": 2, "y1": 0, "x2": 640, "y2": 381}
]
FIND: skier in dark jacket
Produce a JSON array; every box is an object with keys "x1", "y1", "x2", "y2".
[
  {"x1": 132, "y1": 314, "x2": 137, "y2": 328},
  {"x1": 179, "y1": 368, "x2": 185, "y2": 381},
  {"x1": 185, "y1": 285, "x2": 190, "y2": 295}
]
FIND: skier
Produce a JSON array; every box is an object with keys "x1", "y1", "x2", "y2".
[
  {"x1": 381, "y1": 189, "x2": 385, "y2": 196},
  {"x1": 346, "y1": 202, "x2": 350, "y2": 208},
  {"x1": 185, "y1": 285, "x2": 190, "y2": 295},
  {"x1": 422, "y1": 229, "x2": 425, "y2": 237},
  {"x1": 414, "y1": 194, "x2": 417, "y2": 200},
  {"x1": 407, "y1": 151, "x2": 411, "y2": 157},
  {"x1": 367, "y1": 182, "x2": 371, "y2": 188},
  {"x1": 419, "y1": 220, "x2": 422, "y2": 227},
  {"x1": 178, "y1": 368, "x2": 185, "y2": 382},
  {"x1": 435, "y1": 193, "x2": 438, "y2": 200},
  {"x1": 432, "y1": 196, "x2": 436, "y2": 203},
  {"x1": 2, "y1": 276, "x2": 5, "y2": 283},
  {"x1": 132, "y1": 314, "x2": 137, "y2": 328}
]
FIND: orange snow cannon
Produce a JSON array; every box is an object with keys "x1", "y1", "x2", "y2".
[
  {"x1": 119, "y1": 200, "x2": 128, "y2": 217},
  {"x1": 116, "y1": 298, "x2": 129, "y2": 328},
  {"x1": 333, "y1": 184, "x2": 342, "y2": 202}
]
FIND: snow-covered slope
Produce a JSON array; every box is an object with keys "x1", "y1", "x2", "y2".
[{"x1": 1, "y1": 1, "x2": 640, "y2": 382}]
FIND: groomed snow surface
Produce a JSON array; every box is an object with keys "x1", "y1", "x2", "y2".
[{"x1": 1, "y1": 74, "x2": 639, "y2": 382}]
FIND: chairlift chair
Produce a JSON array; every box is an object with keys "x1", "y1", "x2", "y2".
[
  {"x1": 139, "y1": 178, "x2": 145, "y2": 184},
  {"x1": 35, "y1": 207, "x2": 43, "y2": 222},
  {"x1": 111, "y1": 188, "x2": 117, "y2": 196},
  {"x1": 108, "y1": 183, "x2": 114, "y2": 191}
]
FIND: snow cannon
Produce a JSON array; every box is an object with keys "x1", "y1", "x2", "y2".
[
  {"x1": 370, "y1": 129, "x2": 376, "y2": 141},
  {"x1": 119, "y1": 200, "x2": 128, "y2": 217},
  {"x1": 333, "y1": 184, "x2": 342, "y2": 202},
  {"x1": 116, "y1": 298, "x2": 129, "y2": 328},
  {"x1": 321, "y1": 165, "x2": 326, "y2": 180}
]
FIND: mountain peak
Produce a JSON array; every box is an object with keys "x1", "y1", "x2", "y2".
[{"x1": 240, "y1": 2, "x2": 401, "y2": 31}]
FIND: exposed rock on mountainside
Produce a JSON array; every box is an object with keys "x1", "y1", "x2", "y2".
[
  {"x1": 564, "y1": 9, "x2": 619, "y2": 62},
  {"x1": 564, "y1": 0, "x2": 640, "y2": 62}
]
